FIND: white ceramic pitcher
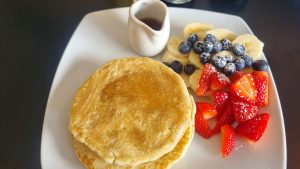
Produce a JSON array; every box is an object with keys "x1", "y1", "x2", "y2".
[{"x1": 128, "y1": 0, "x2": 170, "y2": 57}]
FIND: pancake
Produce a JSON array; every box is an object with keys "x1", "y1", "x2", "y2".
[
  {"x1": 69, "y1": 57, "x2": 193, "y2": 166},
  {"x1": 72, "y1": 96, "x2": 195, "y2": 169}
]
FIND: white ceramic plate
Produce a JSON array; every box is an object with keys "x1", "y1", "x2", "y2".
[{"x1": 41, "y1": 7, "x2": 287, "y2": 169}]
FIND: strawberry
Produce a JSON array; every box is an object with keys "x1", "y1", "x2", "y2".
[
  {"x1": 231, "y1": 98, "x2": 258, "y2": 123},
  {"x1": 196, "y1": 102, "x2": 217, "y2": 119},
  {"x1": 230, "y1": 71, "x2": 245, "y2": 82},
  {"x1": 195, "y1": 108, "x2": 212, "y2": 138},
  {"x1": 213, "y1": 91, "x2": 230, "y2": 120},
  {"x1": 196, "y1": 64, "x2": 216, "y2": 96},
  {"x1": 212, "y1": 105, "x2": 235, "y2": 134},
  {"x1": 209, "y1": 72, "x2": 231, "y2": 91},
  {"x1": 230, "y1": 73, "x2": 257, "y2": 103},
  {"x1": 235, "y1": 113, "x2": 270, "y2": 142},
  {"x1": 221, "y1": 124, "x2": 236, "y2": 158},
  {"x1": 252, "y1": 71, "x2": 269, "y2": 106}
]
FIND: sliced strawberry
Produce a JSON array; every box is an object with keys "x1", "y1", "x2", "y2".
[
  {"x1": 195, "y1": 108, "x2": 212, "y2": 138},
  {"x1": 213, "y1": 91, "x2": 230, "y2": 120},
  {"x1": 230, "y1": 73, "x2": 257, "y2": 103},
  {"x1": 209, "y1": 72, "x2": 231, "y2": 91},
  {"x1": 196, "y1": 64, "x2": 216, "y2": 96},
  {"x1": 231, "y1": 98, "x2": 258, "y2": 123},
  {"x1": 236, "y1": 113, "x2": 270, "y2": 142},
  {"x1": 196, "y1": 102, "x2": 217, "y2": 119},
  {"x1": 252, "y1": 71, "x2": 269, "y2": 107},
  {"x1": 221, "y1": 124, "x2": 236, "y2": 158},
  {"x1": 212, "y1": 105, "x2": 235, "y2": 134},
  {"x1": 230, "y1": 71, "x2": 245, "y2": 82}
]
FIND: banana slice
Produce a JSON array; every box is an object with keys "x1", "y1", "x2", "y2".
[
  {"x1": 232, "y1": 34, "x2": 264, "y2": 61},
  {"x1": 161, "y1": 50, "x2": 189, "y2": 65},
  {"x1": 189, "y1": 69, "x2": 202, "y2": 93},
  {"x1": 213, "y1": 50, "x2": 235, "y2": 58},
  {"x1": 180, "y1": 73, "x2": 190, "y2": 87},
  {"x1": 188, "y1": 50, "x2": 203, "y2": 69},
  {"x1": 183, "y1": 22, "x2": 215, "y2": 38},
  {"x1": 167, "y1": 36, "x2": 189, "y2": 58},
  {"x1": 205, "y1": 28, "x2": 237, "y2": 41}
]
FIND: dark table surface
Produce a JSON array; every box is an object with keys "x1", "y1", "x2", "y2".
[{"x1": 1, "y1": 0, "x2": 300, "y2": 168}]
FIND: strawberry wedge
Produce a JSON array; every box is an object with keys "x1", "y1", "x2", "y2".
[
  {"x1": 196, "y1": 64, "x2": 216, "y2": 96},
  {"x1": 230, "y1": 73, "x2": 257, "y2": 103},
  {"x1": 196, "y1": 102, "x2": 218, "y2": 120},
  {"x1": 252, "y1": 71, "x2": 269, "y2": 106},
  {"x1": 236, "y1": 113, "x2": 270, "y2": 142},
  {"x1": 221, "y1": 124, "x2": 236, "y2": 158}
]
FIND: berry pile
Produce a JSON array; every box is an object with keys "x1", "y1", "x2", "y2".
[
  {"x1": 194, "y1": 66, "x2": 270, "y2": 158},
  {"x1": 178, "y1": 33, "x2": 269, "y2": 76}
]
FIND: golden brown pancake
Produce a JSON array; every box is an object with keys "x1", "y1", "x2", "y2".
[
  {"x1": 72, "y1": 96, "x2": 195, "y2": 169},
  {"x1": 69, "y1": 57, "x2": 193, "y2": 166}
]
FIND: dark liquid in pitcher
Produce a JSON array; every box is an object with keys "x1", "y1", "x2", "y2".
[{"x1": 139, "y1": 18, "x2": 162, "y2": 31}]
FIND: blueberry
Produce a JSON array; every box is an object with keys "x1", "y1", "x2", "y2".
[
  {"x1": 223, "y1": 63, "x2": 236, "y2": 76},
  {"x1": 234, "y1": 57, "x2": 245, "y2": 71},
  {"x1": 193, "y1": 41, "x2": 203, "y2": 54},
  {"x1": 204, "y1": 34, "x2": 217, "y2": 44},
  {"x1": 199, "y1": 52, "x2": 211, "y2": 64},
  {"x1": 203, "y1": 41, "x2": 214, "y2": 53},
  {"x1": 170, "y1": 60, "x2": 183, "y2": 74},
  {"x1": 187, "y1": 33, "x2": 198, "y2": 44},
  {"x1": 213, "y1": 42, "x2": 222, "y2": 53},
  {"x1": 232, "y1": 44, "x2": 245, "y2": 56},
  {"x1": 241, "y1": 55, "x2": 253, "y2": 67},
  {"x1": 225, "y1": 55, "x2": 234, "y2": 63},
  {"x1": 252, "y1": 60, "x2": 269, "y2": 71},
  {"x1": 178, "y1": 41, "x2": 192, "y2": 54},
  {"x1": 183, "y1": 64, "x2": 196, "y2": 75},
  {"x1": 163, "y1": 62, "x2": 170, "y2": 67},
  {"x1": 212, "y1": 56, "x2": 227, "y2": 69},
  {"x1": 220, "y1": 39, "x2": 232, "y2": 50}
]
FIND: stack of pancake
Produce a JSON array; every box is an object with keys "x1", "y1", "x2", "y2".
[{"x1": 69, "y1": 57, "x2": 195, "y2": 169}]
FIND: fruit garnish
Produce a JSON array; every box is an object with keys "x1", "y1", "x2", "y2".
[
  {"x1": 232, "y1": 43, "x2": 245, "y2": 56},
  {"x1": 209, "y1": 71, "x2": 231, "y2": 91},
  {"x1": 220, "y1": 38, "x2": 231, "y2": 50},
  {"x1": 223, "y1": 63, "x2": 236, "y2": 76},
  {"x1": 170, "y1": 60, "x2": 183, "y2": 74},
  {"x1": 193, "y1": 41, "x2": 204, "y2": 54},
  {"x1": 195, "y1": 108, "x2": 212, "y2": 138},
  {"x1": 230, "y1": 71, "x2": 245, "y2": 82},
  {"x1": 241, "y1": 55, "x2": 253, "y2": 67},
  {"x1": 178, "y1": 41, "x2": 192, "y2": 54},
  {"x1": 204, "y1": 34, "x2": 217, "y2": 44},
  {"x1": 187, "y1": 33, "x2": 198, "y2": 44},
  {"x1": 213, "y1": 91, "x2": 230, "y2": 120},
  {"x1": 252, "y1": 71, "x2": 269, "y2": 106},
  {"x1": 232, "y1": 34, "x2": 264, "y2": 61},
  {"x1": 212, "y1": 105, "x2": 235, "y2": 134},
  {"x1": 231, "y1": 98, "x2": 258, "y2": 123},
  {"x1": 203, "y1": 41, "x2": 214, "y2": 53},
  {"x1": 196, "y1": 63, "x2": 216, "y2": 96},
  {"x1": 221, "y1": 124, "x2": 236, "y2": 158},
  {"x1": 212, "y1": 55, "x2": 227, "y2": 69},
  {"x1": 199, "y1": 52, "x2": 211, "y2": 64},
  {"x1": 233, "y1": 57, "x2": 245, "y2": 71},
  {"x1": 230, "y1": 73, "x2": 257, "y2": 102},
  {"x1": 252, "y1": 60, "x2": 268, "y2": 71},
  {"x1": 213, "y1": 42, "x2": 222, "y2": 53},
  {"x1": 235, "y1": 113, "x2": 270, "y2": 142},
  {"x1": 196, "y1": 102, "x2": 217, "y2": 120},
  {"x1": 183, "y1": 64, "x2": 196, "y2": 75}
]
